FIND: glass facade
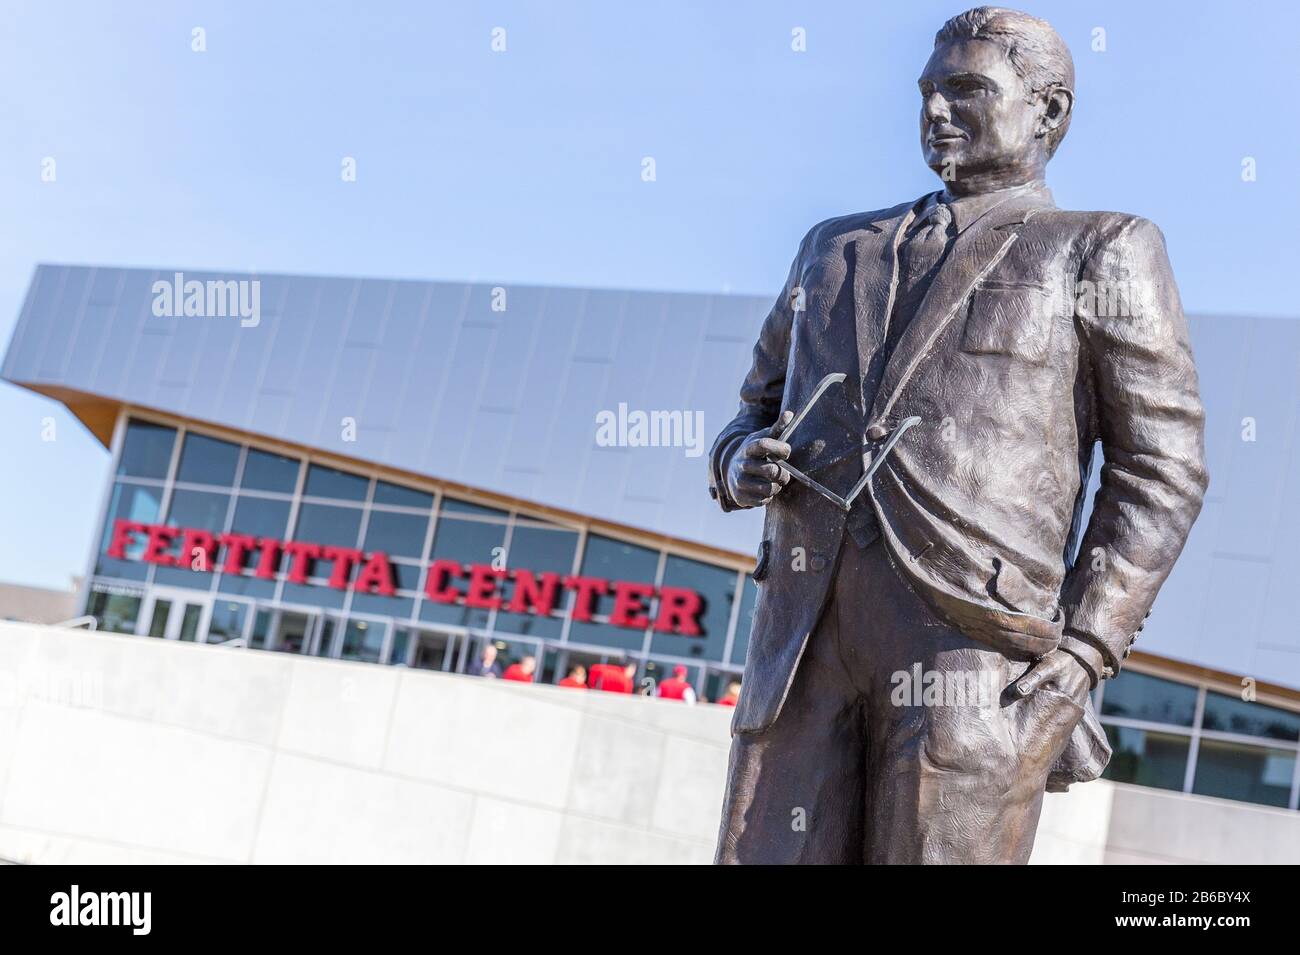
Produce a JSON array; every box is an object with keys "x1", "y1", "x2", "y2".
[
  {"x1": 83, "y1": 415, "x2": 1300, "y2": 813},
  {"x1": 1096, "y1": 668, "x2": 1300, "y2": 811},
  {"x1": 85, "y1": 416, "x2": 749, "y2": 702}
]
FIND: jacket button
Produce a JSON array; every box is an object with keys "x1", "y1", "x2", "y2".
[
  {"x1": 866, "y1": 422, "x2": 889, "y2": 442},
  {"x1": 810, "y1": 555, "x2": 828, "y2": 572}
]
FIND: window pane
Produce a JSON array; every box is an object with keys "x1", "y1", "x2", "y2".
[
  {"x1": 1192, "y1": 739, "x2": 1295, "y2": 808},
  {"x1": 340, "y1": 619, "x2": 385, "y2": 663},
  {"x1": 294, "y1": 502, "x2": 363, "y2": 549},
  {"x1": 280, "y1": 582, "x2": 345, "y2": 610},
  {"x1": 440, "y1": 497, "x2": 508, "y2": 520},
  {"x1": 374, "y1": 480, "x2": 433, "y2": 510},
  {"x1": 178, "y1": 604, "x2": 203, "y2": 642},
  {"x1": 429, "y1": 515, "x2": 507, "y2": 566},
  {"x1": 117, "y1": 420, "x2": 176, "y2": 479},
  {"x1": 419, "y1": 600, "x2": 490, "y2": 630},
  {"x1": 96, "y1": 483, "x2": 163, "y2": 580},
  {"x1": 152, "y1": 566, "x2": 216, "y2": 591},
  {"x1": 386, "y1": 562, "x2": 420, "y2": 592},
  {"x1": 649, "y1": 556, "x2": 735, "y2": 662},
  {"x1": 388, "y1": 627, "x2": 412, "y2": 666},
  {"x1": 304, "y1": 464, "x2": 369, "y2": 501},
  {"x1": 1201, "y1": 691, "x2": 1300, "y2": 742},
  {"x1": 155, "y1": 488, "x2": 229, "y2": 587},
  {"x1": 269, "y1": 611, "x2": 312, "y2": 653},
  {"x1": 494, "y1": 613, "x2": 564, "y2": 640},
  {"x1": 506, "y1": 525, "x2": 578, "y2": 573},
  {"x1": 1100, "y1": 670, "x2": 1198, "y2": 727},
  {"x1": 176, "y1": 433, "x2": 239, "y2": 486},
  {"x1": 167, "y1": 488, "x2": 230, "y2": 531},
  {"x1": 363, "y1": 510, "x2": 428, "y2": 558},
  {"x1": 86, "y1": 589, "x2": 141, "y2": 634},
  {"x1": 146, "y1": 599, "x2": 171, "y2": 638},
  {"x1": 249, "y1": 609, "x2": 272, "y2": 649},
  {"x1": 1101, "y1": 725, "x2": 1190, "y2": 791},
  {"x1": 351, "y1": 592, "x2": 414, "y2": 618},
  {"x1": 566, "y1": 534, "x2": 658, "y2": 653},
  {"x1": 419, "y1": 517, "x2": 508, "y2": 629},
  {"x1": 493, "y1": 525, "x2": 578, "y2": 639},
  {"x1": 313, "y1": 618, "x2": 339, "y2": 657},
  {"x1": 409, "y1": 629, "x2": 453, "y2": 671},
  {"x1": 230, "y1": 496, "x2": 291, "y2": 540},
  {"x1": 218, "y1": 573, "x2": 276, "y2": 599},
  {"x1": 704, "y1": 667, "x2": 742, "y2": 706},
  {"x1": 241, "y1": 448, "x2": 300, "y2": 493},
  {"x1": 206, "y1": 600, "x2": 249, "y2": 644}
]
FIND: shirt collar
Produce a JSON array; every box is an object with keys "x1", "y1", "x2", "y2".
[{"x1": 924, "y1": 179, "x2": 1052, "y2": 234}]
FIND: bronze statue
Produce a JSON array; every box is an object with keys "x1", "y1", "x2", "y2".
[{"x1": 708, "y1": 6, "x2": 1208, "y2": 864}]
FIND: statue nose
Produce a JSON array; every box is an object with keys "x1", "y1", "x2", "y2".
[{"x1": 924, "y1": 92, "x2": 950, "y2": 123}]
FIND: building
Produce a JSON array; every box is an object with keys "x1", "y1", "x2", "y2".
[
  {"x1": 0, "y1": 579, "x2": 79, "y2": 625},
  {"x1": 5, "y1": 263, "x2": 1300, "y2": 818}
]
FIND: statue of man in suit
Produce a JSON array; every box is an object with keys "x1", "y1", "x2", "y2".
[{"x1": 708, "y1": 6, "x2": 1208, "y2": 864}]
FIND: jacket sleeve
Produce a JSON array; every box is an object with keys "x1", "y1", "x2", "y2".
[
  {"x1": 707, "y1": 233, "x2": 808, "y2": 511},
  {"x1": 1059, "y1": 216, "x2": 1209, "y2": 675}
]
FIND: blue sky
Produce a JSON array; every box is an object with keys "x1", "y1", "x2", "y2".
[{"x1": 2, "y1": 0, "x2": 1297, "y2": 588}]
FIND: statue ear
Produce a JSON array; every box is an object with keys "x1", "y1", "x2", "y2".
[{"x1": 1040, "y1": 86, "x2": 1074, "y2": 136}]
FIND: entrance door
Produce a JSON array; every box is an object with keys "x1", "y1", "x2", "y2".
[
  {"x1": 249, "y1": 607, "x2": 319, "y2": 654},
  {"x1": 407, "y1": 627, "x2": 458, "y2": 671},
  {"x1": 310, "y1": 614, "x2": 341, "y2": 658},
  {"x1": 139, "y1": 588, "x2": 210, "y2": 642}
]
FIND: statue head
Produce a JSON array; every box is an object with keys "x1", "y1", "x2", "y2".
[{"x1": 919, "y1": 7, "x2": 1075, "y2": 194}]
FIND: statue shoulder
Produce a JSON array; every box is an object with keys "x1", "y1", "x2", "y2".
[
  {"x1": 1035, "y1": 208, "x2": 1167, "y2": 248},
  {"x1": 799, "y1": 201, "x2": 915, "y2": 254}
]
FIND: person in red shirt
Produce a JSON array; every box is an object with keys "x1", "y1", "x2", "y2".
[
  {"x1": 716, "y1": 680, "x2": 741, "y2": 707},
  {"x1": 657, "y1": 664, "x2": 697, "y2": 704},
  {"x1": 588, "y1": 660, "x2": 637, "y2": 693},
  {"x1": 558, "y1": 664, "x2": 587, "y2": 689},
  {"x1": 503, "y1": 655, "x2": 536, "y2": 683}
]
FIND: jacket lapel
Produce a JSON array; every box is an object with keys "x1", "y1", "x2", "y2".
[
  {"x1": 869, "y1": 189, "x2": 1054, "y2": 425},
  {"x1": 852, "y1": 203, "x2": 915, "y2": 413}
]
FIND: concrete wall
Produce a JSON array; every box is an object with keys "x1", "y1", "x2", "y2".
[{"x1": 1, "y1": 621, "x2": 1297, "y2": 865}]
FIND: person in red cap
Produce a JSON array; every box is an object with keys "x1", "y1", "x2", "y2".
[
  {"x1": 558, "y1": 664, "x2": 587, "y2": 689},
  {"x1": 656, "y1": 664, "x2": 697, "y2": 704},
  {"x1": 715, "y1": 680, "x2": 741, "y2": 707},
  {"x1": 502, "y1": 655, "x2": 536, "y2": 683}
]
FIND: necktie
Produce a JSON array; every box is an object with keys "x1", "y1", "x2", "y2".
[
  {"x1": 881, "y1": 201, "x2": 955, "y2": 360},
  {"x1": 852, "y1": 200, "x2": 958, "y2": 552},
  {"x1": 903, "y1": 202, "x2": 953, "y2": 283}
]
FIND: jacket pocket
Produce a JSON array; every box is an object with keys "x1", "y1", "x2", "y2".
[
  {"x1": 1014, "y1": 683, "x2": 1087, "y2": 768},
  {"x1": 961, "y1": 280, "x2": 1058, "y2": 365},
  {"x1": 752, "y1": 539, "x2": 771, "y2": 582}
]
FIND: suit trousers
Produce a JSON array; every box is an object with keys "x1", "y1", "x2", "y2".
[{"x1": 714, "y1": 533, "x2": 1088, "y2": 864}]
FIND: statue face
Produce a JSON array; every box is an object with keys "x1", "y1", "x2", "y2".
[{"x1": 917, "y1": 37, "x2": 1046, "y2": 184}]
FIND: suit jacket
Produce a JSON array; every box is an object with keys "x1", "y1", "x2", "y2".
[{"x1": 709, "y1": 184, "x2": 1209, "y2": 745}]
